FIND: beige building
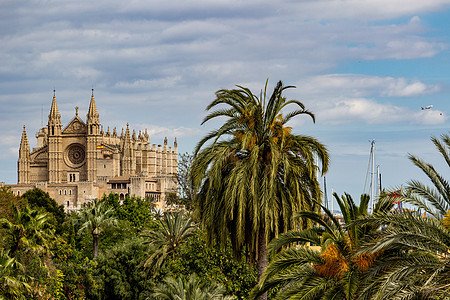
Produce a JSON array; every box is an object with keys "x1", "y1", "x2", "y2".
[{"x1": 7, "y1": 90, "x2": 177, "y2": 211}]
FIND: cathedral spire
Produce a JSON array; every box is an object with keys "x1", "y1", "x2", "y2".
[
  {"x1": 121, "y1": 123, "x2": 134, "y2": 175},
  {"x1": 48, "y1": 90, "x2": 61, "y2": 125},
  {"x1": 18, "y1": 125, "x2": 30, "y2": 184},
  {"x1": 125, "y1": 123, "x2": 131, "y2": 140},
  {"x1": 87, "y1": 89, "x2": 100, "y2": 135},
  {"x1": 87, "y1": 89, "x2": 99, "y2": 124},
  {"x1": 19, "y1": 125, "x2": 30, "y2": 154},
  {"x1": 48, "y1": 90, "x2": 62, "y2": 136}
]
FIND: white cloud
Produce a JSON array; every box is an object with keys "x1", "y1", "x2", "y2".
[
  {"x1": 290, "y1": 74, "x2": 445, "y2": 125},
  {"x1": 296, "y1": 74, "x2": 439, "y2": 98},
  {"x1": 412, "y1": 109, "x2": 448, "y2": 125},
  {"x1": 296, "y1": 0, "x2": 450, "y2": 21},
  {"x1": 115, "y1": 76, "x2": 182, "y2": 90},
  {"x1": 317, "y1": 98, "x2": 404, "y2": 125}
]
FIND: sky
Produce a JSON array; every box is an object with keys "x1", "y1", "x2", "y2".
[{"x1": 0, "y1": 0, "x2": 449, "y2": 208}]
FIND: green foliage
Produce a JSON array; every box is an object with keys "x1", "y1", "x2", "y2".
[
  {"x1": 0, "y1": 187, "x2": 25, "y2": 223},
  {"x1": 74, "y1": 199, "x2": 117, "y2": 258},
  {"x1": 0, "y1": 249, "x2": 30, "y2": 300},
  {"x1": 251, "y1": 193, "x2": 394, "y2": 299},
  {"x1": 142, "y1": 211, "x2": 195, "y2": 277},
  {"x1": 356, "y1": 134, "x2": 450, "y2": 299},
  {"x1": 0, "y1": 204, "x2": 54, "y2": 258},
  {"x1": 51, "y1": 236, "x2": 96, "y2": 299},
  {"x1": 21, "y1": 188, "x2": 66, "y2": 232},
  {"x1": 164, "y1": 229, "x2": 257, "y2": 299},
  {"x1": 102, "y1": 193, "x2": 155, "y2": 229},
  {"x1": 92, "y1": 237, "x2": 152, "y2": 300},
  {"x1": 150, "y1": 274, "x2": 235, "y2": 300}
]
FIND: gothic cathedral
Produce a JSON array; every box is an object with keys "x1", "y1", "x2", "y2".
[{"x1": 10, "y1": 90, "x2": 178, "y2": 211}]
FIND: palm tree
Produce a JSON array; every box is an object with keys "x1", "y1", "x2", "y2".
[
  {"x1": 355, "y1": 133, "x2": 450, "y2": 299},
  {"x1": 251, "y1": 193, "x2": 393, "y2": 299},
  {"x1": 0, "y1": 204, "x2": 53, "y2": 258},
  {"x1": 149, "y1": 274, "x2": 234, "y2": 300},
  {"x1": 0, "y1": 249, "x2": 30, "y2": 300},
  {"x1": 75, "y1": 199, "x2": 117, "y2": 258},
  {"x1": 192, "y1": 80, "x2": 329, "y2": 299},
  {"x1": 141, "y1": 211, "x2": 195, "y2": 277},
  {"x1": 398, "y1": 134, "x2": 450, "y2": 217}
]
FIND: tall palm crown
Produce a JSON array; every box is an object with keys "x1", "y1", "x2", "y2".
[
  {"x1": 75, "y1": 199, "x2": 117, "y2": 258},
  {"x1": 191, "y1": 80, "x2": 329, "y2": 293}
]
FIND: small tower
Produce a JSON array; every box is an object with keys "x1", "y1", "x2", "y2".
[
  {"x1": 172, "y1": 137, "x2": 178, "y2": 175},
  {"x1": 121, "y1": 123, "x2": 135, "y2": 176},
  {"x1": 18, "y1": 126, "x2": 30, "y2": 184},
  {"x1": 48, "y1": 90, "x2": 63, "y2": 183},
  {"x1": 86, "y1": 89, "x2": 101, "y2": 182},
  {"x1": 86, "y1": 89, "x2": 100, "y2": 135}
]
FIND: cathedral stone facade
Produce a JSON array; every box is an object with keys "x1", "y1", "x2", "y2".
[{"x1": 8, "y1": 91, "x2": 177, "y2": 211}]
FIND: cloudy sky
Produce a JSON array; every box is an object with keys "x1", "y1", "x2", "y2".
[{"x1": 1, "y1": 0, "x2": 449, "y2": 206}]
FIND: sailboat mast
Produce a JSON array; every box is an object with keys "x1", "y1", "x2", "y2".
[{"x1": 370, "y1": 140, "x2": 375, "y2": 213}]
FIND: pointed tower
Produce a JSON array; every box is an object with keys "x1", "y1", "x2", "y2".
[
  {"x1": 86, "y1": 89, "x2": 101, "y2": 182},
  {"x1": 144, "y1": 129, "x2": 149, "y2": 143},
  {"x1": 86, "y1": 89, "x2": 100, "y2": 135},
  {"x1": 48, "y1": 90, "x2": 63, "y2": 183},
  {"x1": 172, "y1": 137, "x2": 178, "y2": 175},
  {"x1": 121, "y1": 123, "x2": 135, "y2": 175},
  {"x1": 18, "y1": 126, "x2": 30, "y2": 184}
]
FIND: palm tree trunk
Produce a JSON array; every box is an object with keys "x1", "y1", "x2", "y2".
[
  {"x1": 256, "y1": 226, "x2": 268, "y2": 300},
  {"x1": 93, "y1": 233, "x2": 99, "y2": 258}
]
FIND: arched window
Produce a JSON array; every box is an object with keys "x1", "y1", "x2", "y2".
[
  {"x1": 59, "y1": 190, "x2": 62, "y2": 195},
  {"x1": 69, "y1": 190, "x2": 72, "y2": 195},
  {"x1": 64, "y1": 190, "x2": 66, "y2": 195}
]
